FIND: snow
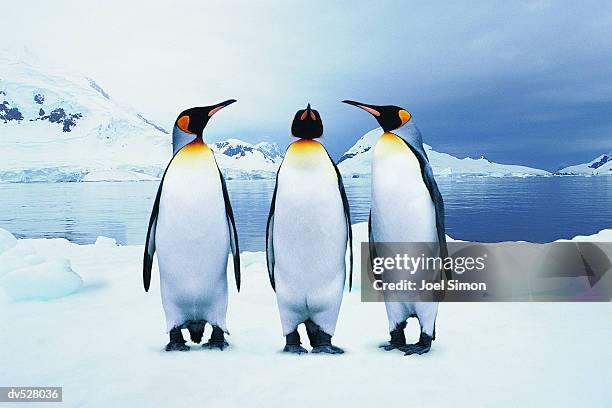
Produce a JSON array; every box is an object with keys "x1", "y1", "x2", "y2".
[
  {"x1": 0, "y1": 50, "x2": 283, "y2": 182},
  {"x1": 94, "y1": 236, "x2": 118, "y2": 247},
  {"x1": 0, "y1": 228, "x2": 17, "y2": 254},
  {"x1": 1, "y1": 258, "x2": 82, "y2": 301},
  {"x1": 210, "y1": 138, "x2": 282, "y2": 179},
  {"x1": 0, "y1": 50, "x2": 171, "y2": 182},
  {"x1": 0, "y1": 228, "x2": 82, "y2": 300},
  {"x1": 338, "y1": 127, "x2": 551, "y2": 177},
  {"x1": 82, "y1": 170, "x2": 159, "y2": 182},
  {"x1": 0, "y1": 224, "x2": 610, "y2": 406},
  {"x1": 559, "y1": 152, "x2": 612, "y2": 176}
]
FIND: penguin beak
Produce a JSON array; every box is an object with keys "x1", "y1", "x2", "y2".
[
  {"x1": 208, "y1": 99, "x2": 237, "y2": 117},
  {"x1": 342, "y1": 100, "x2": 381, "y2": 117}
]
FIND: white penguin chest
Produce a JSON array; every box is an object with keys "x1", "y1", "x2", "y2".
[
  {"x1": 371, "y1": 133, "x2": 437, "y2": 242},
  {"x1": 156, "y1": 142, "x2": 228, "y2": 248},
  {"x1": 273, "y1": 140, "x2": 347, "y2": 273}
]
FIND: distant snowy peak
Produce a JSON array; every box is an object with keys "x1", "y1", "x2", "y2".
[
  {"x1": 210, "y1": 138, "x2": 282, "y2": 179},
  {"x1": 0, "y1": 49, "x2": 174, "y2": 182},
  {"x1": 211, "y1": 138, "x2": 282, "y2": 164},
  {"x1": 254, "y1": 141, "x2": 284, "y2": 162},
  {"x1": 559, "y1": 152, "x2": 612, "y2": 176},
  {"x1": 0, "y1": 49, "x2": 284, "y2": 182},
  {"x1": 338, "y1": 127, "x2": 550, "y2": 177}
]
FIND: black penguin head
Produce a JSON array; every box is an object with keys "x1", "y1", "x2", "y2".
[
  {"x1": 291, "y1": 103, "x2": 323, "y2": 139},
  {"x1": 342, "y1": 100, "x2": 412, "y2": 132},
  {"x1": 174, "y1": 99, "x2": 237, "y2": 137}
]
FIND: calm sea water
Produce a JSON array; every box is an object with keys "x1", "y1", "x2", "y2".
[{"x1": 0, "y1": 177, "x2": 610, "y2": 251}]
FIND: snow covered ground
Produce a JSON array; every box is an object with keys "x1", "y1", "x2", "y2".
[{"x1": 1, "y1": 224, "x2": 610, "y2": 407}]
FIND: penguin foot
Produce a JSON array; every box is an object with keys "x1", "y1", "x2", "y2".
[
  {"x1": 303, "y1": 321, "x2": 344, "y2": 354},
  {"x1": 165, "y1": 327, "x2": 189, "y2": 351},
  {"x1": 202, "y1": 326, "x2": 228, "y2": 350},
  {"x1": 401, "y1": 332, "x2": 433, "y2": 356},
  {"x1": 312, "y1": 345, "x2": 344, "y2": 354},
  {"x1": 379, "y1": 343, "x2": 403, "y2": 351},
  {"x1": 283, "y1": 330, "x2": 308, "y2": 354},
  {"x1": 165, "y1": 341, "x2": 189, "y2": 352},
  {"x1": 202, "y1": 341, "x2": 229, "y2": 351},
  {"x1": 380, "y1": 321, "x2": 407, "y2": 351},
  {"x1": 283, "y1": 344, "x2": 309, "y2": 354}
]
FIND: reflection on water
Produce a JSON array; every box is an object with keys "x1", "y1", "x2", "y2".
[{"x1": 0, "y1": 176, "x2": 610, "y2": 251}]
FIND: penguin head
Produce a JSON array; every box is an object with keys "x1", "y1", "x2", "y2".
[
  {"x1": 291, "y1": 103, "x2": 323, "y2": 139},
  {"x1": 174, "y1": 99, "x2": 237, "y2": 137},
  {"x1": 342, "y1": 100, "x2": 412, "y2": 132}
]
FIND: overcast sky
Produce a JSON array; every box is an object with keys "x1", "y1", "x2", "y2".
[{"x1": 4, "y1": 0, "x2": 612, "y2": 169}]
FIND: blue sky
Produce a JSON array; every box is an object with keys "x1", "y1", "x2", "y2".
[{"x1": 5, "y1": 0, "x2": 612, "y2": 169}]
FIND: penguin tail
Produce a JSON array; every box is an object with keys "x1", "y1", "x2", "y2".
[{"x1": 187, "y1": 321, "x2": 206, "y2": 344}]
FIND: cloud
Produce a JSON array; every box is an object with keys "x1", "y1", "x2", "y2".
[{"x1": 3, "y1": 0, "x2": 612, "y2": 169}]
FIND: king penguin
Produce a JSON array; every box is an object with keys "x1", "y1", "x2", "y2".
[
  {"x1": 266, "y1": 104, "x2": 353, "y2": 354},
  {"x1": 143, "y1": 99, "x2": 240, "y2": 352},
  {"x1": 342, "y1": 100, "x2": 448, "y2": 355}
]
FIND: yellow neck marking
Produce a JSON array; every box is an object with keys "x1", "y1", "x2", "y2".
[
  {"x1": 285, "y1": 139, "x2": 328, "y2": 167},
  {"x1": 172, "y1": 138, "x2": 214, "y2": 168}
]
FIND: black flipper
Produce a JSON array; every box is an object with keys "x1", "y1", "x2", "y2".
[
  {"x1": 143, "y1": 181, "x2": 161, "y2": 292},
  {"x1": 217, "y1": 168, "x2": 241, "y2": 292},
  {"x1": 143, "y1": 155, "x2": 177, "y2": 292},
  {"x1": 266, "y1": 169, "x2": 281, "y2": 291},
  {"x1": 327, "y1": 155, "x2": 354, "y2": 292}
]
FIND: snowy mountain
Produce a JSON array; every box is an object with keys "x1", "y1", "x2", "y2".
[
  {"x1": 210, "y1": 139, "x2": 282, "y2": 179},
  {"x1": 558, "y1": 152, "x2": 612, "y2": 176},
  {"x1": 338, "y1": 126, "x2": 551, "y2": 177},
  {"x1": 0, "y1": 49, "x2": 172, "y2": 182},
  {"x1": 0, "y1": 50, "x2": 281, "y2": 182}
]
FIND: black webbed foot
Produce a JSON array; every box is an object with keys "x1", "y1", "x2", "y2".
[
  {"x1": 202, "y1": 341, "x2": 229, "y2": 350},
  {"x1": 401, "y1": 332, "x2": 433, "y2": 356},
  {"x1": 165, "y1": 342, "x2": 190, "y2": 351},
  {"x1": 202, "y1": 326, "x2": 228, "y2": 351},
  {"x1": 165, "y1": 327, "x2": 189, "y2": 352},
  {"x1": 312, "y1": 345, "x2": 344, "y2": 354},
  {"x1": 380, "y1": 321, "x2": 407, "y2": 351},
  {"x1": 283, "y1": 330, "x2": 308, "y2": 354},
  {"x1": 283, "y1": 344, "x2": 309, "y2": 354},
  {"x1": 304, "y1": 320, "x2": 344, "y2": 354}
]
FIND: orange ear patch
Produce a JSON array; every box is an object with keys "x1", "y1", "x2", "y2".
[
  {"x1": 399, "y1": 109, "x2": 411, "y2": 125},
  {"x1": 177, "y1": 115, "x2": 191, "y2": 133}
]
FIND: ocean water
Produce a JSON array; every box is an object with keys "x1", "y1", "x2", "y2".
[{"x1": 0, "y1": 176, "x2": 610, "y2": 251}]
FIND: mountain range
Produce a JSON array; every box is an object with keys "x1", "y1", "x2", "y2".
[
  {"x1": 558, "y1": 153, "x2": 612, "y2": 176},
  {"x1": 1, "y1": 50, "x2": 608, "y2": 181},
  {"x1": 337, "y1": 127, "x2": 551, "y2": 177}
]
